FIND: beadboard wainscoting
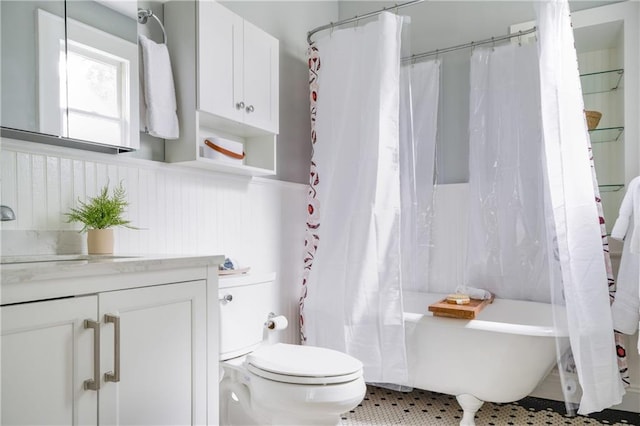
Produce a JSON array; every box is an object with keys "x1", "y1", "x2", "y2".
[{"x1": 0, "y1": 138, "x2": 307, "y2": 345}]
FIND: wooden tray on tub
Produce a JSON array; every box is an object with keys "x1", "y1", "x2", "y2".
[{"x1": 428, "y1": 295, "x2": 495, "y2": 320}]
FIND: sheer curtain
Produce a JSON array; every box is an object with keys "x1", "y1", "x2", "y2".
[
  {"x1": 300, "y1": 12, "x2": 408, "y2": 384},
  {"x1": 465, "y1": 0, "x2": 624, "y2": 412},
  {"x1": 466, "y1": 43, "x2": 551, "y2": 302},
  {"x1": 400, "y1": 60, "x2": 440, "y2": 292},
  {"x1": 536, "y1": 0, "x2": 624, "y2": 414}
]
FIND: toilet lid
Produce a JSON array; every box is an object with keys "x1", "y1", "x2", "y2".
[{"x1": 246, "y1": 343, "x2": 363, "y2": 385}]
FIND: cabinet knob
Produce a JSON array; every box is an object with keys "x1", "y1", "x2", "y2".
[
  {"x1": 235, "y1": 101, "x2": 245, "y2": 110},
  {"x1": 246, "y1": 105, "x2": 255, "y2": 113},
  {"x1": 219, "y1": 294, "x2": 233, "y2": 303}
]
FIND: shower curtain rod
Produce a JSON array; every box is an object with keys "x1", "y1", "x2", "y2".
[
  {"x1": 307, "y1": 0, "x2": 537, "y2": 61},
  {"x1": 307, "y1": 0, "x2": 425, "y2": 44},
  {"x1": 401, "y1": 26, "x2": 537, "y2": 63}
]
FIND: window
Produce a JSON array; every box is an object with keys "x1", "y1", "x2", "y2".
[{"x1": 64, "y1": 41, "x2": 129, "y2": 145}]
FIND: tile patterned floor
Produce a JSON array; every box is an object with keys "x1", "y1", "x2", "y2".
[{"x1": 341, "y1": 385, "x2": 639, "y2": 425}]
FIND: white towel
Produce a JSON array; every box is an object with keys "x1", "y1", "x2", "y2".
[
  {"x1": 455, "y1": 285, "x2": 493, "y2": 300},
  {"x1": 139, "y1": 34, "x2": 179, "y2": 139},
  {"x1": 610, "y1": 176, "x2": 640, "y2": 253},
  {"x1": 610, "y1": 177, "x2": 640, "y2": 354},
  {"x1": 611, "y1": 217, "x2": 640, "y2": 354}
]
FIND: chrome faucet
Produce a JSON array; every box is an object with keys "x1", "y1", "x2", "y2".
[{"x1": 0, "y1": 205, "x2": 16, "y2": 221}]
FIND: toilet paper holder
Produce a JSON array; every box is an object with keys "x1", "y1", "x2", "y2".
[{"x1": 264, "y1": 312, "x2": 288, "y2": 330}]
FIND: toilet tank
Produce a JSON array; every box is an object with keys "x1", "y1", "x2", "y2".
[{"x1": 218, "y1": 272, "x2": 276, "y2": 360}]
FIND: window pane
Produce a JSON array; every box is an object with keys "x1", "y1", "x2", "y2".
[
  {"x1": 67, "y1": 50, "x2": 119, "y2": 118},
  {"x1": 68, "y1": 111, "x2": 121, "y2": 145}
]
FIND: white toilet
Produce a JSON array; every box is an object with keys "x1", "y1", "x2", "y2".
[{"x1": 218, "y1": 272, "x2": 366, "y2": 426}]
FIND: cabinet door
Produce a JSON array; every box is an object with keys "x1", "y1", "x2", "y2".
[
  {"x1": 243, "y1": 20, "x2": 279, "y2": 134},
  {"x1": 98, "y1": 281, "x2": 207, "y2": 426},
  {"x1": 1, "y1": 296, "x2": 98, "y2": 426},
  {"x1": 198, "y1": 0, "x2": 243, "y2": 123}
]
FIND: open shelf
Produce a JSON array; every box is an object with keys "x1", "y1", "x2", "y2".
[
  {"x1": 598, "y1": 184, "x2": 625, "y2": 192},
  {"x1": 176, "y1": 157, "x2": 276, "y2": 176},
  {"x1": 580, "y1": 69, "x2": 624, "y2": 95},
  {"x1": 589, "y1": 126, "x2": 624, "y2": 143}
]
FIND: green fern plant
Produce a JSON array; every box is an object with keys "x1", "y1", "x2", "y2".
[{"x1": 66, "y1": 182, "x2": 135, "y2": 232}]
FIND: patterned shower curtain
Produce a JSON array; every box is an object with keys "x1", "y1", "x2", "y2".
[
  {"x1": 300, "y1": 13, "x2": 408, "y2": 384},
  {"x1": 587, "y1": 147, "x2": 630, "y2": 386}
]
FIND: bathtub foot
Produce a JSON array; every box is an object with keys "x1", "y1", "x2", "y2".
[{"x1": 456, "y1": 394, "x2": 484, "y2": 426}]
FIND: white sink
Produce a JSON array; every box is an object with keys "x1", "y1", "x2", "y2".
[{"x1": 0, "y1": 255, "x2": 139, "y2": 265}]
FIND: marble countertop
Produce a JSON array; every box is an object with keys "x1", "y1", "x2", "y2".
[{"x1": 1, "y1": 254, "x2": 226, "y2": 305}]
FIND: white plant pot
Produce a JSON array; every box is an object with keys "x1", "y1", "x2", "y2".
[{"x1": 87, "y1": 228, "x2": 114, "y2": 255}]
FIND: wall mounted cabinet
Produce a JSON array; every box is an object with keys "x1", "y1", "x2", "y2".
[
  {"x1": 199, "y1": 0, "x2": 278, "y2": 134},
  {"x1": 0, "y1": 0, "x2": 140, "y2": 154},
  {"x1": 165, "y1": 0, "x2": 279, "y2": 176}
]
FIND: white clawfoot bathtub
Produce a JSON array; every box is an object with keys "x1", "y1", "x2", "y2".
[{"x1": 402, "y1": 291, "x2": 569, "y2": 426}]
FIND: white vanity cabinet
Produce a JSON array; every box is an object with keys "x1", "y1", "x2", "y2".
[
  {"x1": 1, "y1": 255, "x2": 222, "y2": 426},
  {"x1": 1, "y1": 296, "x2": 98, "y2": 425},
  {"x1": 165, "y1": 0, "x2": 279, "y2": 176},
  {"x1": 98, "y1": 281, "x2": 207, "y2": 425}
]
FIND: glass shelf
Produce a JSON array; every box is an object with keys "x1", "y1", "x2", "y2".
[
  {"x1": 588, "y1": 126, "x2": 624, "y2": 143},
  {"x1": 580, "y1": 69, "x2": 624, "y2": 95},
  {"x1": 599, "y1": 184, "x2": 625, "y2": 192}
]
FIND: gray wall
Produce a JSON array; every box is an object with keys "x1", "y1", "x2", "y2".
[
  {"x1": 2, "y1": 0, "x2": 620, "y2": 184},
  {"x1": 1, "y1": 0, "x2": 338, "y2": 182}
]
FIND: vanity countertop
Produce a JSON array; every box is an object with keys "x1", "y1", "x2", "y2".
[{"x1": 1, "y1": 254, "x2": 226, "y2": 305}]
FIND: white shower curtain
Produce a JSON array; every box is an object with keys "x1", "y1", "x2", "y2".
[
  {"x1": 466, "y1": 43, "x2": 551, "y2": 302},
  {"x1": 466, "y1": 0, "x2": 624, "y2": 412},
  {"x1": 400, "y1": 60, "x2": 440, "y2": 292},
  {"x1": 536, "y1": 0, "x2": 624, "y2": 414},
  {"x1": 300, "y1": 12, "x2": 408, "y2": 384}
]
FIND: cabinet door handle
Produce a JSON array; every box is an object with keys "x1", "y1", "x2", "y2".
[
  {"x1": 235, "y1": 101, "x2": 245, "y2": 110},
  {"x1": 245, "y1": 105, "x2": 255, "y2": 113},
  {"x1": 104, "y1": 314, "x2": 121, "y2": 383},
  {"x1": 83, "y1": 319, "x2": 100, "y2": 391}
]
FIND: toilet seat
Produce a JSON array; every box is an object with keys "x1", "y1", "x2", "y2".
[{"x1": 246, "y1": 343, "x2": 363, "y2": 385}]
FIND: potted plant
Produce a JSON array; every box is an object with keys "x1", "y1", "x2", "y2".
[{"x1": 65, "y1": 182, "x2": 135, "y2": 254}]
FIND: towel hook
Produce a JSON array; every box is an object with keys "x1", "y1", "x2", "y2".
[{"x1": 138, "y1": 9, "x2": 167, "y2": 44}]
